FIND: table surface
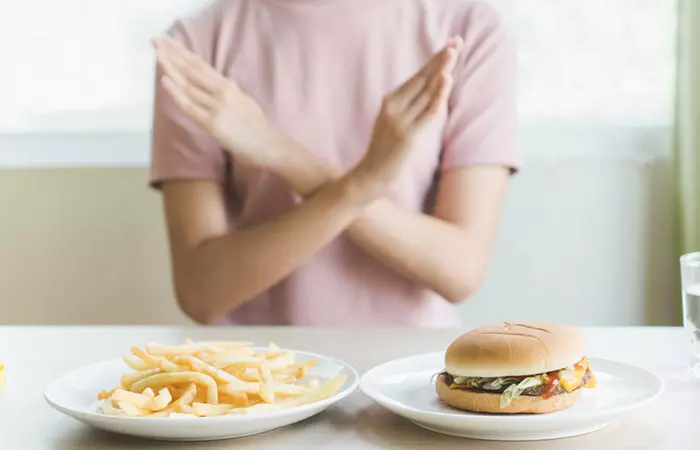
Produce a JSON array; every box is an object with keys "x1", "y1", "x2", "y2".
[{"x1": 1, "y1": 326, "x2": 699, "y2": 449}]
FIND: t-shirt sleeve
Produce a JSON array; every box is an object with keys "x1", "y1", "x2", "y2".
[
  {"x1": 149, "y1": 20, "x2": 226, "y2": 189},
  {"x1": 441, "y1": 5, "x2": 519, "y2": 172}
]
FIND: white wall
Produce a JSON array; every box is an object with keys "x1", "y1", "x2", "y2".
[{"x1": 460, "y1": 157, "x2": 679, "y2": 327}]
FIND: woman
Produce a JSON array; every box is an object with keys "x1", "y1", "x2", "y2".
[{"x1": 150, "y1": 0, "x2": 517, "y2": 327}]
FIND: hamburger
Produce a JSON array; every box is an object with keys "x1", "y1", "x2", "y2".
[{"x1": 436, "y1": 322, "x2": 596, "y2": 414}]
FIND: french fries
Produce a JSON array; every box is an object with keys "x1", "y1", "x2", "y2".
[{"x1": 97, "y1": 341, "x2": 347, "y2": 418}]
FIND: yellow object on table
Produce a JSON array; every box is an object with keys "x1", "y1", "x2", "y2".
[{"x1": 0, "y1": 362, "x2": 5, "y2": 388}]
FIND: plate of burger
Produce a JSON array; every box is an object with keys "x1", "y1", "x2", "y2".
[{"x1": 360, "y1": 322, "x2": 664, "y2": 441}]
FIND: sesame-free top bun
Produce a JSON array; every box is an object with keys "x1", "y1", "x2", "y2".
[
  {"x1": 436, "y1": 374, "x2": 582, "y2": 414},
  {"x1": 445, "y1": 322, "x2": 586, "y2": 378}
]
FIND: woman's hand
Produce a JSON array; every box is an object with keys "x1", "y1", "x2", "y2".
[
  {"x1": 351, "y1": 37, "x2": 463, "y2": 196},
  {"x1": 153, "y1": 37, "x2": 280, "y2": 167}
]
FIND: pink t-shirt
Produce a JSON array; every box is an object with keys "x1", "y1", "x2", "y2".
[{"x1": 150, "y1": 0, "x2": 518, "y2": 327}]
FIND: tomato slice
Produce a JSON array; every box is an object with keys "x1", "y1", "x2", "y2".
[{"x1": 541, "y1": 371, "x2": 560, "y2": 400}]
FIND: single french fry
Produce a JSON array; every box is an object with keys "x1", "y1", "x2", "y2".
[
  {"x1": 146, "y1": 407, "x2": 174, "y2": 418},
  {"x1": 142, "y1": 387, "x2": 155, "y2": 398},
  {"x1": 112, "y1": 389, "x2": 153, "y2": 409},
  {"x1": 120, "y1": 368, "x2": 160, "y2": 390},
  {"x1": 117, "y1": 400, "x2": 150, "y2": 417},
  {"x1": 259, "y1": 362, "x2": 273, "y2": 384},
  {"x1": 176, "y1": 404, "x2": 194, "y2": 414},
  {"x1": 122, "y1": 353, "x2": 150, "y2": 371},
  {"x1": 130, "y1": 372, "x2": 218, "y2": 404},
  {"x1": 211, "y1": 355, "x2": 262, "y2": 369},
  {"x1": 259, "y1": 383, "x2": 275, "y2": 403},
  {"x1": 219, "y1": 383, "x2": 260, "y2": 397},
  {"x1": 192, "y1": 402, "x2": 235, "y2": 417},
  {"x1": 97, "y1": 388, "x2": 116, "y2": 400}
]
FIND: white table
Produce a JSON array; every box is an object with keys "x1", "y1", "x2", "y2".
[{"x1": 1, "y1": 326, "x2": 698, "y2": 449}]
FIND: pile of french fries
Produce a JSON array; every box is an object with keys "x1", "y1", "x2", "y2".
[{"x1": 97, "y1": 340, "x2": 347, "y2": 418}]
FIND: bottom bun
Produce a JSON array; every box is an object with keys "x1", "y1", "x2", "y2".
[{"x1": 436, "y1": 375, "x2": 581, "y2": 414}]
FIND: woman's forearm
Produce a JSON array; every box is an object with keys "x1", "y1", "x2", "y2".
[
  {"x1": 346, "y1": 201, "x2": 487, "y2": 301},
  {"x1": 175, "y1": 176, "x2": 373, "y2": 323},
  {"x1": 269, "y1": 136, "x2": 484, "y2": 301}
]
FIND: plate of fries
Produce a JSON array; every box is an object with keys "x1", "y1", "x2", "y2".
[{"x1": 45, "y1": 340, "x2": 358, "y2": 441}]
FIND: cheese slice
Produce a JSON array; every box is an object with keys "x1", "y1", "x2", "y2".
[
  {"x1": 583, "y1": 372, "x2": 597, "y2": 388},
  {"x1": 558, "y1": 368, "x2": 586, "y2": 392}
]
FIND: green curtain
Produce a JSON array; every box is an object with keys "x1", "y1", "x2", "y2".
[{"x1": 676, "y1": 0, "x2": 700, "y2": 254}]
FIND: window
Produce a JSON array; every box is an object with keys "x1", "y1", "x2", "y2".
[
  {"x1": 508, "y1": 0, "x2": 676, "y2": 127},
  {"x1": 0, "y1": 0, "x2": 200, "y2": 133},
  {"x1": 0, "y1": 0, "x2": 677, "y2": 165}
]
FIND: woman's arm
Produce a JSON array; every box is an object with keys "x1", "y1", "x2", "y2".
[
  {"x1": 154, "y1": 37, "x2": 458, "y2": 323},
  {"x1": 236, "y1": 134, "x2": 509, "y2": 302},
  {"x1": 162, "y1": 176, "x2": 372, "y2": 324},
  {"x1": 347, "y1": 166, "x2": 509, "y2": 302}
]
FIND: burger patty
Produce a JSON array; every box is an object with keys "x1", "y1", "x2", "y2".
[{"x1": 441, "y1": 369, "x2": 593, "y2": 396}]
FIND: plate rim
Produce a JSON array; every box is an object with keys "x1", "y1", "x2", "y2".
[
  {"x1": 45, "y1": 347, "x2": 359, "y2": 424},
  {"x1": 359, "y1": 352, "x2": 665, "y2": 422}
]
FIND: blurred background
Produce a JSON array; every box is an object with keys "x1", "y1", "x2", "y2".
[{"x1": 0, "y1": 0, "x2": 696, "y2": 326}]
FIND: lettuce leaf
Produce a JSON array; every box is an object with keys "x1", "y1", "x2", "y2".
[
  {"x1": 452, "y1": 376, "x2": 521, "y2": 390},
  {"x1": 500, "y1": 376, "x2": 544, "y2": 408},
  {"x1": 481, "y1": 377, "x2": 521, "y2": 391}
]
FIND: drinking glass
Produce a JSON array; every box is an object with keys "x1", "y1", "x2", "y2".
[{"x1": 681, "y1": 252, "x2": 700, "y2": 378}]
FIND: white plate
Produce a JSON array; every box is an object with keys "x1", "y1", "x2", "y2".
[
  {"x1": 45, "y1": 349, "x2": 359, "y2": 441},
  {"x1": 360, "y1": 353, "x2": 663, "y2": 441}
]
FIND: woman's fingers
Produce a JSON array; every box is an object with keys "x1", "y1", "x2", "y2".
[
  {"x1": 415, "y1": 73, "x2": 454, "y2": 126},
  {"x1": 162, "y1": 37, "x2": 218, "y2": 77},
  {"x1": 404, "y1": 44, "x2": 458, "y2": 124},
  {"x1": 392, "y1": 37, "x2": 462, "y2": 107},
  {"x1": 392, "y1": 47, "x2": 450, "y2": 107},
  {"x1": 404, "y1": 73, "x2": 445, "y2": 124},
  {"x1": 161, "y1": 76, "x2": 211, "y2": 127},
  {"x1": 157, "y1": 52, "x2": 216, "y2": 109},
  {"x1": 153, "y1": 37, "x2": 223, "y2": 94}
]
